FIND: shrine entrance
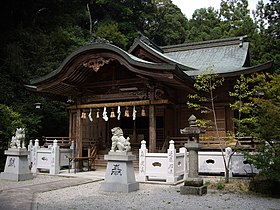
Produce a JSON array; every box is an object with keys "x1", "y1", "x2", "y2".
[{"x1": 69, "y1": 101, "x2": 168, "y2": 158}]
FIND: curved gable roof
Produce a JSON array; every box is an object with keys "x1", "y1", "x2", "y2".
[
  {"x1": 28, "y1": 41, "x2": 195, "y2": 97},
  {"x1": 31, "y1": 42, "x2": 176, "y2": 85}
]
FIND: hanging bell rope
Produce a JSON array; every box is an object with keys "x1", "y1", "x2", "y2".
[
  {"x1": 81, "y1": 112, "x2": 87, "y2": 119},
  {"x1": 110, "y1": 108, "x2": 116, "y2": 118},
  {"x1": 96, "y1": 109, "x2": 100, "y2": 118},
  {"x1": 124, "y1": 107, "x2": 130, "y2": 117},
  {"x1": 141, "y1": 106, "x2": 146, "y2": 117}
]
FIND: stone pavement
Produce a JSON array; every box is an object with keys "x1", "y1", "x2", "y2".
[{"x1": 0, "y1": 170, "x2": 104, "y2": 210}]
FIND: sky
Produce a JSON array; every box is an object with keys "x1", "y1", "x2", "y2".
[{"x1": 172, "y1": 0, "x2": 270, "y2": 19}]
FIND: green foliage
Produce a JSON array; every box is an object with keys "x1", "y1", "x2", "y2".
[
  {"x1": 96, "y1": 21, "x2": 128, "y2": 49},
  {"x1": 249, "y1": 174, "x2": 280, "y2": 196},
  {"x1": 187, "y1": 67, "x2": 224, "y2": 129},
  {"x1": 0, "y1": 0, "x2": 88, "y2": 146},
  {"x1": 229, "y1": 74, "x2": 256, "y2": 136},
  {"x1": 230, "y1": 73, "x2": 280, "y2": 181},
  {"x1": 220, "y1": 0, "x2": 256, "y2": 37},
  {"x1": 216, "y1": 181, "x2": 225, "y2": 190},
  {"x1": 187, "y1": 7, "x2": 221, "y2": 42},
  {"x1": 194, "y1": 68, "x2": 224, "y2": 92},
  {"x1": 147, "y1": 0, "x2": 188, "y2": 45},
  {"x1": 251, "y1": 0, "x2": 280, "y2": 67},
  {"x1": 0, "y1": 104, "x2": 25, "y2": 170}
]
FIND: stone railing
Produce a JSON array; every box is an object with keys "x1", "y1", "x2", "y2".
[
  {"x1": 139, "y1": 140, "x2": 259, "y2": 184},
  {"x1": 139, "y1": 140, "x2": 187, "y2": 184},
  {"x1": 198, "y1": 148, "x2": 259, "y2": 176},
  {"x1": 28, "y1": 139, "x2": 74, "y2": 174}
]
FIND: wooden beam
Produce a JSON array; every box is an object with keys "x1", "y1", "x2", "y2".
[
  {"x1": 67, "y1": 99, "x2": 169, "y2": 109},
  {"x1": 81, "y1": 91, "x2": 147, "y2": 103}
]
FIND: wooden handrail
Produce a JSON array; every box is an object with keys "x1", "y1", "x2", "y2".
[{"x1": 68, "y1": 144, "x2": 98, "y2": 173}]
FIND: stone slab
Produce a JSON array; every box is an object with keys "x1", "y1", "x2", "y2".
[
  {"x1": 100, "y1": 181, "x2": 139, "y2": 193},
  {"x1": 5, "y1": 148, "x2": 29, "y2": 156},
  {"x1": 108, "y1": 151, "x2": 133, "y2": 156},
  {"x1": 105, "y1": 154, "x2": 136, "y2": 161},
  {"x1": 180, "y1": 185, "x2": 207, "y2": 196}
]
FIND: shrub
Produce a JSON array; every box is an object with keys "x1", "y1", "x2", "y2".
[{"x1": 0, "y1": 104, "x2": 24, "y2": 170}]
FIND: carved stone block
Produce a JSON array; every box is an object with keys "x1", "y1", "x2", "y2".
[
  {"x1": 100, "y1": 153, "x2": 139, "y2": 193},
  {"x1": 0, "y1": 148, "x2": 33, "y2": 181}
]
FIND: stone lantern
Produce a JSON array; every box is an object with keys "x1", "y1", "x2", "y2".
[{"x1": 180, "y1": 115, "x2": 207, "y2": 195}]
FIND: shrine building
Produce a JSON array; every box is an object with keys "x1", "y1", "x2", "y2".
[{"x1": 27, "y1": 35, "x2": 273, "y2": 158}]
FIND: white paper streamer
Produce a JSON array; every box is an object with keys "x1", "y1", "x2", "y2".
[
  {"x1": 88, "y1": 108, "x2": 93, "y2": 122},
  {"x1": 117, "y1": 106, "x2": 121, "y2": 120},
  {"x1": 133, "y1": 106, "x2": 137, "y2": 121},
  {"x1": 103, "y1": 107, "x2": 108, "y2": 121}
]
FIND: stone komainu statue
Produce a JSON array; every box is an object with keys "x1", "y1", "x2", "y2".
[
  {"x1": 110, "y1": 127, "x2": 131, "y2": 152},
  {"x1": 10, "y1": 128, "x2": 26, "y2": 149}
]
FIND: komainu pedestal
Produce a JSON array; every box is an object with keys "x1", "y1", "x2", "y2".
[
  {"x1": 0, "y1": 148, "x2": 33, "y2": 181},
  {"x1": 100, "y1": 151, "x2": 139, "y2": 193}
]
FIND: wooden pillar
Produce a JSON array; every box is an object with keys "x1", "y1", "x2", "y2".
[
  {"x1": 76, "y1": 109, "x2": 82, "y2": 159},
  {"x1": 149, "y1": 86, "x2": 156, "y2": 153},
  {"x1": 68, "y1": 111, "x2": 73, "y2": 140},
  {"x1": 149, "y1": 104, "x2": 156, "y2": 152}
]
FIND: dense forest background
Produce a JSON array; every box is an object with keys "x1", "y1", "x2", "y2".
[{"x1": 0, "y1": 0, "x2": 279, "y2": 152}]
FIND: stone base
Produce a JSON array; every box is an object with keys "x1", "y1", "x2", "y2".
[
  {"x1": 0, "y1": 148, "x2": 33, "y2": 181},
  {"x1": 108, "y1": 151, "x2": 133, "y2": 156},
  {"x1": 0, "y1": 172, "x2": 33, "y2": 181},
  {"x1": 180, "y1": 185, "x2": 207, "y2": 196},
  {"x1": 180, "y1": 177, "x2": 207, "y2": 196},
  {"x1": 100, "y1": 182, "x2": 139, "y2": 193},
  {"x1": 184, "y1": 178, "x2": 204, "y2": 187},
  {"x1": 100, "y1": 153, "x2": 139, "y2": 193}
]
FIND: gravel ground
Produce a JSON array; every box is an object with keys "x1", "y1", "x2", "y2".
[
  {"x1": 0, "y1": 174, "x2": 68, "y2": 191},
  {"x1": 34, "y1": 181, "x2": 280, "y2": 210},
  {"x1": 1, "y1": 174, "x2": 279, "y2": 210}
]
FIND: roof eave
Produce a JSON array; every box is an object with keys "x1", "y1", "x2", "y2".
[{"x1": 219, "y1": 61, "x2": 273, "y2": 78}]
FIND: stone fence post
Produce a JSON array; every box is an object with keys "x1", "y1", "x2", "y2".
[
  {"x1": 31, "y1": 139, "x2": 40, "y2": 174},
  {"x1": 179, "y1": 147, "x2": 188, "y2": 179},
  {"x1": 70, "y1": 140, "x2": 75, "y2": 169},
  {"x1": 225, "y1": 147, "x2": 233, "y2": 178},
  {"x1": 50, "y1": 139, "x2": 60, "y2": 174},
  {"x1": 28, "y1": 140, "x2": 33, "y2": 167},
  {"x1": 139, "y1": 140, "x2": 148, "y2": 182},
  {"x1": 166, "y1": 140, "x2": 176, "y2": 183}
]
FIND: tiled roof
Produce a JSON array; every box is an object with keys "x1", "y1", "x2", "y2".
[
  {"x1": 164, "y1": 42, "x2": 249, "y2": 76},
  {"x1": 129, "y1": 35, "x2": 259, "y2": 76}
]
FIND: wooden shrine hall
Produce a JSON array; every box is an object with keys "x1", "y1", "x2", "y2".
[{"x1": 27, "y1": 35, "x2": 273, "y2": 159}]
